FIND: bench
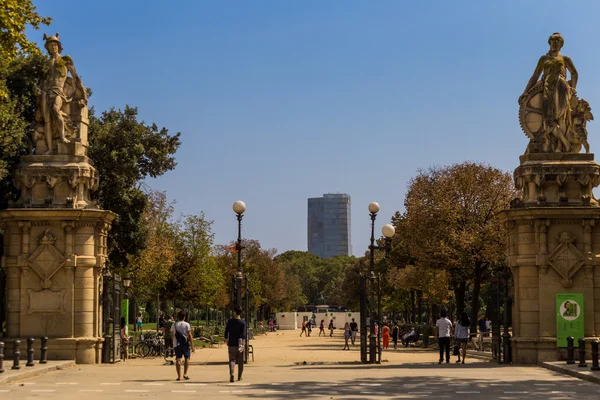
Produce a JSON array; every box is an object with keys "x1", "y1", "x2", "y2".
[{"x1": 197, "y1": 335, "x2": 222, "y2": 348}]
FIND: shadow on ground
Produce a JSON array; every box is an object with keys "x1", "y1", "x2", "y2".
[{"x1": 232, "y1": 371, "x2": 596, "y2": 399}]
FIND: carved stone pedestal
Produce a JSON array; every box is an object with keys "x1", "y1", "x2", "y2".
[
  {"x1": 11, "y1": 155, "x2": 99, "y2": 209},
  {"x1": 501, "y1": 153, "x2": 600, "y2": 364},
  {"x1": 0, "y1": 209, "x2": 114, "y2": 363}
]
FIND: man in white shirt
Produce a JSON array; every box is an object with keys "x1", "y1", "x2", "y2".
[
  {"x1": 171, "y1": 310, "x2": 195, "y2": 381},
  {"x1": 435, "y1": 309, "x2": 453, "y2": 364}
]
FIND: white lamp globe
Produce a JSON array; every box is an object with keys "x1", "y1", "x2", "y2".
[
  {"x1": 233, "y1": 200, "x2": 246, "y2": 214},
  {"x1": 382, "y1": 224, "x2": 396, "y2": 238},
  {"x1": 368, "y1": 202, "x2": 380, "y2": 214}
]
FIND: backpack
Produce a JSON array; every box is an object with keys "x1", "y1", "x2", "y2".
[{"x1": 174, "y1": 322, "x2": 188, "y2": 345}]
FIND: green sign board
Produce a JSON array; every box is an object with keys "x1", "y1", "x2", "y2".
[{"x1": 556, "y1": 293, "x2": 584, "y2": 348}]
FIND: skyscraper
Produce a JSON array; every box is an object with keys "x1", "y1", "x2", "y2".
[{"x1": 307, "y1": 193, "x2": 352, "y2": 258}]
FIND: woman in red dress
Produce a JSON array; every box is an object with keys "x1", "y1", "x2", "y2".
[{"x1": 382, "y1": 324, "x2": 390, "y2": 350}]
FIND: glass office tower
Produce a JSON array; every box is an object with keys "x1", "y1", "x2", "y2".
[{"x1": 307, "y1": 193, "x2": 352, "y2": 258}]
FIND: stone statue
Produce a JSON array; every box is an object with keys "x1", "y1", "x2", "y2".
[
  {"x1": 572, "y1": 98, "x2": 593, "y2": 153},
  {"x1": 33, "y1": 33, "x2": 88, "y2": 155},
  {"x1": 518, "y1": 33, "x2": 591, "y2": 154}
]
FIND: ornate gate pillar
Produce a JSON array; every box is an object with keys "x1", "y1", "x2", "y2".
[
  {"x1": 0, "y1": 33, "x2": 115, "y2": 364},
  {"x1": 501, "y1": 32, "x2": 600, "y2": 364}
]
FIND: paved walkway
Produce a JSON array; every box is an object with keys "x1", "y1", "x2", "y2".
[{"x1": 1, "y1": 329, "x2": 598, "y2": 399}]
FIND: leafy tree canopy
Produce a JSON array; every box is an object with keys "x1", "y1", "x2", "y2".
[{"x1": 88, "y1": 106, "x2": 181, "y2": 271}]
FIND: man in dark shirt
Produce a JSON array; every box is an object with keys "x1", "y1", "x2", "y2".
[
  {"x1": 225, "y1": 306, "x2": 247, "y2": 382},
  {"x1": 349, "y1": 318, "x2": 358, "y2": 345}
]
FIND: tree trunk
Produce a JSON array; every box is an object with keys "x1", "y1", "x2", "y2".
[
  {"x1": 410, "y1": 290, "x2": 416, "y2": 323},
  {"x1": 455, "y1": 281, "x2": 466, "y2": 317},
  {"x1": 470, "y1": 262, "x2": 484, "y2": 333}
]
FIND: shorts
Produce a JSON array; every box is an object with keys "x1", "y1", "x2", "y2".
[
  {"x1": 175, "y1": 344, "x2": 191, "y2": 359},
  {"x1": 137, "y1": 322, "x2": 143, "y2": 327},
  {"x1": 351, "y1": 331, "x2": 357, "y2": 338},
  {"x1": 456, "y1": 338, "x2": 468, "y2": 344}
]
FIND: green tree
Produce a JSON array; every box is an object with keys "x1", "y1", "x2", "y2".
[
  {"x1": 401, "y1": 162, "x2": 516, "y2": 327},
  {"x1": 0, "y1": 0, "x2": 51, "y2": 67},
  {"x1": 128, "y1": 190, "x2": 177, "y2": 300},
  {"x1": 88, "y1": 106, "x2": 181, "y2": 272},
  {"x1": 0, "y1": 0, "x2": 50, "y2": 180},
  {"x1": 0, "y1": 52, "x2": 47, "y2": 193},
  {"x1": 169, "y1": 214, "x2": 223, "y2": 307}
]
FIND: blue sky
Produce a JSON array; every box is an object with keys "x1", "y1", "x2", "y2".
[{"x1": 29, "y1": 1, "x2": 600, "y2": 255}]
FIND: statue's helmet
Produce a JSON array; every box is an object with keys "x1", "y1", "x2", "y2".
[{"x1": 43, "y1": 33, "x2": 63, "y2": 53}]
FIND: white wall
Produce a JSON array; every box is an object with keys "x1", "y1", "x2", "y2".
[
  {"x1": 275, "y1": 311, "x2": 361, "y2": 330},
  {"x1": 275, "y1": 312, "x2": 298, "y2": 330}
]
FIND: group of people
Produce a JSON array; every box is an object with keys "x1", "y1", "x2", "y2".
[
  {"x1": 299, "y1": 317, "x2": 360, "y2": 350},
  {"x1": 169, "y1": 307, "x2": 247, "y2": 382},
  {"x1": 435, "y1": 310, "x2": 473, "y2": 364}
]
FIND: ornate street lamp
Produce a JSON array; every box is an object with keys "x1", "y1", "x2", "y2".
[
  {"x1": 232, "y1": 201, "x2": 246, "y2": 309},
  {"x1": 364, "y1": 202, "x2": 395, "y2": 364},
  {"x1": 122, "y1": 277, "x2": 131, "y2": 296}
]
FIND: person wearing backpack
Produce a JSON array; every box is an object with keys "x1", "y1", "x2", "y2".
[
  {"x1": 225, "y1": 306, "x2": 247, "y2": 382},
  {"x1": 171, "y1": 310, "x2": 195, "y2": 381}
]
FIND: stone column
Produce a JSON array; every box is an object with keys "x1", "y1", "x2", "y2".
[{"x1": 74, "y1": 223, "x2": 96, "y2": 338}]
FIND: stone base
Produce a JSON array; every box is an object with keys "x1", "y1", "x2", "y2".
[
  {"x1": 512, "y1": 337, "x2": 560, "y2": 364},
  {"x1": 513, "y1": 336, "x2": 597, "y2": 364},
  {"x1": 11, "y1": 154, "x2": 99, "y2": 209},
  {"x1": 2, "y1": 337, "x2": 104, "y2": 364},
  {"x1": 0, "y1": 208, "x2": 115, "y2": 365},
  {"x1": 513, "y1": 153, "x2": 600, "y2": 206}
]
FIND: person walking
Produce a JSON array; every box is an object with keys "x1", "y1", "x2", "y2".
[
  {"x1": 478, "y1": 316, "x2": 487, "y2": 337},
  {"x1": 269, "y1": 319, "x2": 274, "y2": 332},
  {"x1": 435, "y1": 310, "x2": 453, "y2": 364},
  {"x1": 349, "y1": 318, "x2": 358, "y2": 345},
  {"x1": 136, "y1": 311, "x2": 143, "y2": 332},
  {"x1": 454, "y1": 312, "x2": 470, "y2": 364},
  {"x1": 306, "y1": 319, "x2": 312, "y2": 336},
  {"x1": 171, "y1": 310, "x2": 194, "y2": 381},
  {"x1": 225, "y1": 306, "x2": 247, "y2": 382},
  {"x1": 300, "y1": 320, "x2": 307, "y2": 337},
  {"x1": 392, "y1": 323, "x2": 399, "y2": 349},
  {"x1": 382, "y1": 324, "x2": 390, "y2": 350},
  {"x1": 328, "y1": 319, "x2": 334, "y2": 337},
  {"x1": 343, "y1": 322, "x2": 351, "y2": 350},
  {"x1": 120, "y1": 316, "x2": 129, "y2": 361},
  {"x1": 319, "y1": 319, "x2": 325, "y2": 336}
]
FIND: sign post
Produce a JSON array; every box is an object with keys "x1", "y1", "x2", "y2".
[{"x1": 556, "y1": 293, "x2": 584, "y2": 348}]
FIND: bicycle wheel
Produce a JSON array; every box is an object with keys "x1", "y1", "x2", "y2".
[
  {"x1": 134, "y1": 342, "x2": 145, "y2": 357},
  {"x1": 142, "y1": 342, "x2": 153, "y2": 358}
]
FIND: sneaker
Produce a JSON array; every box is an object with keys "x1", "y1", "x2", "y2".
[{"x1": 230, "y1": 375, "x2": 234, "y2": 383}]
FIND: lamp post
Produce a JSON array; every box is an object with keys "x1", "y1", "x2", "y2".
[
  {"x1": 366, "y1": 202, "x2": 395, "y2": 364},
  {"x1": 121, "y1": 277, "x2": 131, "y2": 342},
  {"x1": 232, "y1": 201, "x2": 246, "y2": 309}
]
